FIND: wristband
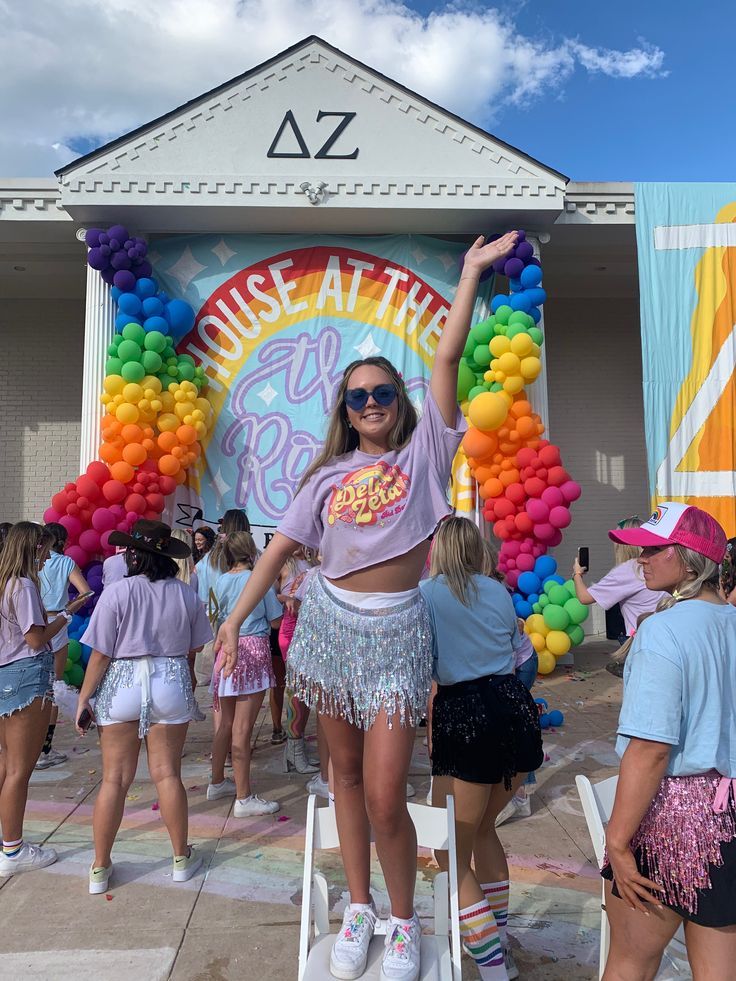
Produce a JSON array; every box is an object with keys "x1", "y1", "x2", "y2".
[{"x1": 60, "y1": 610, "x2": 73, "y2": 623}]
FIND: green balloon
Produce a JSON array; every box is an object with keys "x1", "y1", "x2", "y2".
[
  {"x1": 494, "y1": 304, "x2": 513, "y2": 325},
  {"x1": 548, "y1": 585, "x2": 570, "y2": 607},
  {"x1": 544, "y1": 604, "x2": 571, "y2": 631},
  {"x1": 566, "y1": 624, "x2": 585, "y2": 647},
  {"x1": 506, "y1": 324, "x2": 527, "y2": 339},
  {"x1": 543, "y1": 579, "x2": 557, "y2": 595},
  {"x1": 166, "y1": 365, "x2": 179, "y2": 378},
  {"x1": 178, "y1": 362, "x2": 195, "y2": 381},
  {"x1": 106, "y1": 357, "x2": 123, "y2": 376},
  {"x1": 564, "y1": 597, "x2": 590, "y2": 625},
  {"x1": 122, "y1": 323, "x2": 146, "y2": 346},
  {"x1": 457, "y1": 362, "x2": 475, "y2": 401},
  {"x1": 528, "y1": 327, "x2": 544, "y2": 347},
  {"x1": 489, "y1": 383, "x2": 504, "y2": 392},
  {"x1": 144, "y1": 330, "x2": 167, "y2": 354},
  {"x1": 64, "y1": 657, "x2": 73, "y2": 674},
  {"x1": 468, "y1": 385, "x2": 487, "y2": 401},
  {"x1": 178, "y1": 354, "x2": 195, "y2": 367},
  {"x1": 67, "y1": 663, "x2": 84, "y2": 688},
  {"x1": 166, "y1": 357, "x2": 178, "y2": 366},
  {"x1": 462, "y1": 336, "x2": 475, "y2": 359},
  {"x1": 195, "y1": 366, "x2": 205, "y2": 378},
  {"x1": 121, "y1": 361, "x2": 145, "y2": 383},
  {"x1": 473, "y1": 344, "x2": 492, "y2": 367},
  {"x1": 538, "y1": 594, "x2": 550, "y2": 608},
  {"x1": 163, "y1": 346, "x2": 176, "y2": 360},
  {"x1": 67, "y1": 639, "x2": 82, "y2": 663},
  {"x1": 508, "y1": 311, "x2": 533, "y2": 328},
  {"x1": 473, "y1": 319, "x2": 495, "y2": 345},
  {"x1": 107, "y1": 342, "x2": 120, "y2": 357},
  {"x1": 142, "y1": 351, "x2": 163, "y2": 373},
  {"x1": 532, "y1": 602, "x2": 541, "y2": 614},
  {"x1": 565, "y1": 579, "x2": 577, "y2": 597},
  {"x1": 117, "y1": 339, "x2": 142, "y2": 363}
]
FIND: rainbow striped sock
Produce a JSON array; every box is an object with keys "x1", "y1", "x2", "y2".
[
  {"x1": 3, "y1": 838, "x2": 23, "y2": 858},
  {"x1": 481, "y1": 880, "x2": 509, "y2": 946},
  {"x1": 459, "y1": 899, "x2": 505, "y2": 978}
]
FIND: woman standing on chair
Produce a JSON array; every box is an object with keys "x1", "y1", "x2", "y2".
[
  {"x1": 215, "y1": 232, "x2": 518, "y2": 981},
  {"x1": 421, "y1": 517, "x2": 543, "y2": 980},
  {"x1": 601, "y1": 504, "x2": 736, "y2": 980}
]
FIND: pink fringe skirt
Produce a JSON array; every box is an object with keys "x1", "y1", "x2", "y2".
[{"x1": 210, "y1": 635, "x2": 275, "y2": 710}]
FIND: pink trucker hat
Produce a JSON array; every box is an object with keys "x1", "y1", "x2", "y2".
[{"x1": 608, "y1": 502, "x2": 727, "y2": 565}]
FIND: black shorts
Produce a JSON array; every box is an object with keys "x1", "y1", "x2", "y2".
[
  {"x1": 431, "y1": 673, "x2": 543, "y2": 788},
  {"x1": 602, "y1": 837, "x2": 736, "y2": 928}
]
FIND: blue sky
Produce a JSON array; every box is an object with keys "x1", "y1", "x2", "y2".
[{"x1": 1, "y1": 0, "x2": 732, "y2": 181}]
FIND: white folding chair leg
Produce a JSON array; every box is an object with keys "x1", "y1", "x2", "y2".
[
  {"x1": 445, "y1": 795, "x2": 462, "y2": 981},
  {"x1": 298, "y1": 795, "x2": 317, "y2": 981},
  {"x1": 599, "y1": 881, "x2": 610, "y2": 980}
]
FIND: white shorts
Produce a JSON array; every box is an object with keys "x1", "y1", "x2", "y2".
[{"x1": 94, "y1": 656, "x2": 193, "y2": 738}]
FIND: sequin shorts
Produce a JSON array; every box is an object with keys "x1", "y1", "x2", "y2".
[
  {"x1": 432, "y1": 673, "x2": 544, "y2": 789},
  {"x1": 95, "y1": 656, "x2": 194, "y2": 739},
  {"x1": 285, "y1": 574, "x2": 432, "y2": 730},
  {"x1": 210, "y1": 635, "x2": 275, "y2": 710},
  {"x1": 602, "y1": 773, "x2": 736, "y2": 925},
  {"x1": 0, "y1": 652, "x2": 53, "y2": 718}
]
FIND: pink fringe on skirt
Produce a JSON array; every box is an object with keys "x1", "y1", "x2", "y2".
[{"x1": 211, "y1": 635, "x2": 275, "y2": 711}]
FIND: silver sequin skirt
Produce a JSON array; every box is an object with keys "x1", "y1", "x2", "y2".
[{"x1": 286, "y1": 574, "x2": 432, "y2": 730}]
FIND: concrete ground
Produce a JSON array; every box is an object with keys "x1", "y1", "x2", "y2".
[{"x1": 0, "y1": 640, "x2": 692, "y2": 980}]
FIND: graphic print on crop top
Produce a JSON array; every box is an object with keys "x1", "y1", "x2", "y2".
[{"x1": 326, "y1": 461, "x2": 411, "y2": 528}]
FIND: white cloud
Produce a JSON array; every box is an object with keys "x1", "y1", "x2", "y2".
[{"x1": 0, "y1": 0, "x2": 666, "y2": 176}]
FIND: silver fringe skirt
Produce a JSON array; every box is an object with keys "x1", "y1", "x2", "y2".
[{"x1": 286, "y1": 574, "x2": 432, "y2": 730}]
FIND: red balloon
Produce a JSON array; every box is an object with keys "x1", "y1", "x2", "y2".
[
  {"x1": 547, "y1": 466, "x2": 569, "y2": 487},
  {"x1": 515, "y1": 512, "x2": 534, "y2": 535},
  {"x1": 76, "y1": 475, "x2": 101, "y2": 502},
  {"x1": 146, "y1": 493, "x2": 165, "y2": 513},
  {"x1": 523, "y1": 477, "x2": 546, "y2": 499},
  {"x1": 538, "y1": 444, "x2": 561, "y2": 468},
  {"x1": 51, "y1": 492, "x2": 68, "y2": 513},
  {"x1": 91, "y1": 508, "x2": 117, "y2": 533},
  {"x1": 143, "y1": 509, "x2": 161, "y2": 520},
  {"x1": 505, "y1": 482, "x2": 526, "y2": 506},
  {"x1": 66, "y1": 503, "x2": 81, "y2": 517},
  {"x1": 158, "y1": 475, "x2": 176, "y2": 496},
  {"x1": 86, "y1": 461, "x2": 111, "y2": 486},
  {"x1": 125, "y1": 493, "x2": 146, "y2": 515},
  {"x1": 494, "y1": 498, "x2": 516, "y2": 520},
  {"x1": 516, "y1": 447, "x2": 537, "y2": 468},
  {"x1": 102, "y1": 479, "x2": 127, "y2": 504},
  {"x1": 493, "y1": 520, "x2": 510, "y2": 541},
  {"x1": 76, "y1": 496, "x2": 89, "y2": 509},
  {"x1": 79, "y1": 529, "x2": 102, "y2": 554},
  {"x1": 43, "y1": 507, "x2": 62, "y2": 524}
]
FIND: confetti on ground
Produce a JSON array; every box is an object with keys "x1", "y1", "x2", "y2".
[
  {"x1": 152, "y1": 802, "x2": 160, "y2": 811},
  {"x1": 105, "y1": 894, "x2": 113, "y2": 901},
  {"x1": 126, "y1": 795, "x2": 139, "y2": 802},
  {"x1": 277, "y1": 816, "x2": 290, "y2": 822},
  {"x1": 88, "y1": 769, "x2": 96, "y2": 775},
  {"x1": 188, "y1": 785, "x2": 201, "y2": 792}
]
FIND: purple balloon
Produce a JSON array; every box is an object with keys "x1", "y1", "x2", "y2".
[
  {"x1": 492, "y1": 257, "x2": 506, "y2": 274},
  {"x1": 517, "y1": 230, "x2": 526, "y2": 242},
  {"x1": 516, "y1": 241, "x2": 534, "y2": 261},
  {"x1": 504, "y1": 257, "x2": 524, "y2": 279},
  {"x1": 85, "y1": 228, "x2": 103, "y2": 248},
  {"x1": 110, "y1": 250, "x2": 132, "y2": 271},
  {"x1": 107, "y1": 224, "x2": 130, "y2": 245},
  {"x1": 134, "y1": 260, "x2": 153, "y2": 280},
  {"x1": 124, "y1": 240, "x2": 133, "y2": 250},
  {"x1": 87, "y1": 247, "x2": 107, "y2": 271},
  {"x1": 101, "y1": 267, "x2": 117, "y2": 285},
  {"x1": 98, "y1": 232, "x2": 110, "y2": 246},
  {"x1": 108, "y1": 238, "x2": 120, "y2": 252},
  {"x1": 99, "y1": 244, "x2": 111, "y2": 258},
  {"x1": 113, "y1": 269, "x2": 136, "y2": 291}
]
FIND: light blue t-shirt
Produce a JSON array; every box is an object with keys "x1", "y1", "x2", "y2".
[
  {"x1": 617, "y1": 600, "x2": 736, "y2": 777},
  {"x1": 39, "y1": 551, "x2": 75, "y2": 611},
  {"x1": 195, "y1": 553, "x2": 217, "y2": 606},
  {"x1": 214, "y1": 570, "x2": 282, "y2": 637},
  {"x1": 419, "y1": 574, "x2": 520, "y2": 685}
]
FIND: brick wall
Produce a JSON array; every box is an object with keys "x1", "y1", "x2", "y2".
[
  {"x1": 0, "y1": 299, "x2": 85, "y2": 522},
  {"x1": 545, "y1": 297, "x2": 649, "y2": 633}
]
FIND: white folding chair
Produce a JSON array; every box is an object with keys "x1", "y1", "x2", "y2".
[
  {"x1": 575, "y1": 774, "x2": 687, "y2": 979},
  {"x1": 298, "y1": 794, "x2": 461, "y2": 981}
]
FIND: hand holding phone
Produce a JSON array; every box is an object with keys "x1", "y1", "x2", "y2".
[
  {"x1": 77, "y1": 707, "x2": 94, "y2": 733},
  {"x1": 66, "y1": 591, "x2": 94, "y2": 612},
  {"x1": 577, "y1": 547, "x2": 590, "y2": 573}
]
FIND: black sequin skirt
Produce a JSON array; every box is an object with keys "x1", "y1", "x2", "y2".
[{"x1": 431, "y1": 673, "x2": 543, "y2": 788}]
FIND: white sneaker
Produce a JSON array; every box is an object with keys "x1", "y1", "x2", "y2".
[
  {"x1": 206, "y1": 777, "x2": 236, "y2": 801},
  {"x1": 381, "y1": 913, "x2": 421, "y2": 980},
  {"x1": 405, "y1": 783, "x2": 415, "y2": 799},
  {"x1": 0, "y1": 843, "x2": 57, "y2": 877},
  {"x1": 330, "y1": 902, "x2": 378, "y2": 980},
  {"x1": 172, "y1": 845, "x2": 202, "y2": 882},
  {"x1": 425, "y1": 777, "x2": 433, "y2": 806},
  {"x1": 89, "y1": 863, "x2": 113, "y2": 894},
  {"x1": 504, "y1": 945, "x2": 520, "y2": 980},
  {"x1": 35, "y1": 748, "x2": 67, "y2": 770},
  {"x1": 495, "y1": 792, "x2": 531, "y2": 827},
  {"x1": 306, "y1": 774, "x2": 330, "y2": 798},
  {"x1": 233, "y1": 795, "x2": 280, "y2": 816}
]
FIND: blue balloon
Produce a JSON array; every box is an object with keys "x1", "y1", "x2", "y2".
[
  {"x1": 142, "y1": 296, "x2": 164, "y2": 318},
  {"x1": 134, "y1": 277, "x2": 158, "y2": 299},
  {"x1": 491, "y1": 294, "x2": 509, "y2": 313},
  {"x1": 528, "y1": 592, "x2": 540, "y2": 605},
  {"x1": 534, "y1": 697, "x2": 548, "y2": 710},
  {"x1": 115, "y1": 312, "x2": 140, "y2": 331},
  {"x1": 157, "y1": 291, "x2": 170, "y2": 303},
  {"x1": 118, "y1": 292, "x2": 143, "y2": 316},
  {"x1": 517, "y1": 571, "x2": 542, "y2": 596},
  {"x1": 520, "y1": 265, "x2": 543, "y2": 288},
  {"x1": 539, "y1": 713, "x2": 551, "y2": 729},
  {"x1": 80, "y1": 644, "x2": 92, "y2": 666},
  {"x1": 525, "y1": 287, "x2": 547, "y2": 307},
  {"x1": 509, "y1": 277, "x2": 522, "y2": 293},
  {"x1": 509, "y1": 291, "x2": 532, "y2": 313},
  {"x1": 528, "y1": 306, "x2": 542, "y2": 324},
  {"x1": 548, "y1": 709, "x2": 564, "y2": 726},
  {"x1": 544, "y1": 574, "x2": 566, "y2": 588},
  {"x1": 534, "y1": 555, "x2": 557, "y2": 580},
  {"x1": 111, "y1": 286, "x2": 122, "y2": 302},
  {"x1": 516, "y1": 601, "x2": 533, "y2": 620},
  {"x1": 143, "y1": 315, "x2": 170, "y2": 334},
  {"x1": 512, "y1": 592, "x2": 524, "y2": 606},
  {"x1": 164, "y1": 299, "x2": 196, "y2": 339}
]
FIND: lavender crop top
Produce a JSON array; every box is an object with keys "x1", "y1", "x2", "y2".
[{"x1": 277, "y1": 389, "x2": 466, "y2": 579}]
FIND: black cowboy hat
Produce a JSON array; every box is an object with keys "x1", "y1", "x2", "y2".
[{"x1": 108, "y1": 520, "x2": 191, "y2": 559}]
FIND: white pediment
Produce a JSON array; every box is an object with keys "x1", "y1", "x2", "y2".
[{"x1": 58, "y1": 37, "x2": 566, "y2": 233}]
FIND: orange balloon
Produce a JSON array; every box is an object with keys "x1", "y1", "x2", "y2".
[
  {"x1": 102, "y1": 418, "x2": 123, "y2": 437},
  {"x1": 122, "y1": 443, "x2": 147, "y2": 467},
  {"x1": 100, "y1": 442, "x2": 123, "y2": 465},
  {"x1": 462, "y1": 428, "x2": 498, "y2": 461},
  {"x1": 158, "y1": 454, "x2": 181, "y2": 476},
  {"x1": 121, "y1": 424, "x2": 144, "y2": 445},
  {"x1": 176, "y1": 425, "x2": 197, "y2": 446},
  {"x1": 510, "y1": 400, "x2": 532, "y2": 420},
  {"x1": 516, "y1": 415, "x2": 536, "y2": 439},
  {"x1": 110, "y1": 460, "x2": 134, "y2": 484},
  {"x1": 190, "y1": 442, "x2": 201, "y2": 459},
  {"x1": 174, "y1": 467, "x2": 187, "y2": 485},
  {"x1": 499, "y1": 468, "x2": 521, "y2": 488},
  {"x1": 483, "y1": 477, "x2": 504, "y2": 499},
  {"x1": 157, "y1": 431, "x2": 179, "y2": 453},
  {"x1": 142, "y1": 438, "x2": 155, "y2": 452},
  {"x1": 474, "y1": 465, "x2": 495, "y2": 485},
  {"x1": 171, "y1": 446, "x2": 185, "y2": 459}
]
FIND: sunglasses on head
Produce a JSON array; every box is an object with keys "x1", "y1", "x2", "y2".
[{"x1": 344, "y1": 384, "x2": 398, "y2": 412}]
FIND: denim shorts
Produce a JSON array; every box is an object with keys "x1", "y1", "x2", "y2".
[{"x1": 0, "y1": 652, "x2": 54, "y2": 718}]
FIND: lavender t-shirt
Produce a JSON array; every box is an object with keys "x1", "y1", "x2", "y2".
[
  {"x1": 0, "y1": 578, "x2": 49, "y2": 667},
  {"x1": 102, "y1": 553, "x2": 127, "y2": 588},
  {"x1": 277, "y1": 389, "x2": 466, "y2": 579},
  {"x1": 588, "y1": 558, "x2": 668, "y2": 636},
  {"x1": 82, "y1": 575, "x2": 213, "y2": 659}
]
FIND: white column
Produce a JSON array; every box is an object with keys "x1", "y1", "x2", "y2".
[
  {"x1": 77, "y1": 228, "x2": 116, "y2": 474},
  {"x1": 526, "y1": 233, "x2": 551, "y2": 438}
]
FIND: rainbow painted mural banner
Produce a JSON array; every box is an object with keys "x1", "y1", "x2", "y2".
[
  {"x1": 152, "y1": 235, "x2": 490, "y2": 537},
  {"x1": 636, "y1": 183, "x2": 736, "y2": 536}
]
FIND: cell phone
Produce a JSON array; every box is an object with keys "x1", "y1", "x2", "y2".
[
  {"x1": 78, "y1": 708, "x2": 93, "y2": 732},
  {"x1": 67, "y1": 591, "x2": 94, "y2": 609},
  {"x1": 577, "y1": 547, "x2": 590, "y2": 572}
]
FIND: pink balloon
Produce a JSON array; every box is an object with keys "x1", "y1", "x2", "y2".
[
  {"x1": 548, "y1": 529, "x2": 563, "y2": 547},
  {"x1": 66, "y1": 545, "x2": 90, "y2": 568},
  {"x1": 560, "y1": 480, "x2": 582, "y2": 503},
  {"x1": 126, "y1": 511, "x2": 139, "y2": 524},
  {"x1": 505, "y1": 569, "x2": 520, "y2": 589},
  {"x1": 503, "y1": 540, "x2": 522, "y2": 559},
  {"x1": 532, "y1": 545, "x2": 545, "y2": 558},
  {"x1": 541, "y1": 486, "x2": 564, "y2": 509},
  {"x1": 516, "y1": 553, "x2": 536, "y2": 572},
  {"x1": 43, "y1": 507, "x2": 61, "y2": 524},
  {"x1": 526, "y1": 499, "x2": 550, "y2": 523},
  {"x1": 110, "y1": 504, "x2": 125, "y2": 519},
  {"x1": 506, "y1": 558, "x2": 517, "y2": 570},
  {"x1": 519, "y1": 541, "x2": 533, "y2": 554},
  {"x1": 534, "y1": 522, "x2": 556, "y2": 542},
  {"x1": 79, "y1": 529, "x2": 102, "y2": 554},
  {"x1": 548, "y1": 505, "x2": 572, "y2": 529},
  {"x1": 91, "y1": 508, "x2": 117, "y2": 533},
  {"x1": 59, "y1": 514, "x2": 82, "y2": 542}
]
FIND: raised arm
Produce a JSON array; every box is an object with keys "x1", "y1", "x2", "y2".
[
  {"x1": 430, "y1": 231, "x2": 519, "y2": 425},
  {"x1": 214, "y1": 532, "x2": 299, "y2": 676}
]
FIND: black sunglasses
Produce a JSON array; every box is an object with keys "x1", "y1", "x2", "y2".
[{"x1": 344, "y1": 384, "x2": 398, "y2": 412}]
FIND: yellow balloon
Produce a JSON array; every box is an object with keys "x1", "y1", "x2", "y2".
[
  {"x1": 115, "y1": 402, "x2": 139, "y2": 425},
  {"x1": 503, "y1": 375, "x2": 525, "y2": 395},
  {"x1": 497, "y1": 352, "x2": 520, "y2": 375},
  {"x1": 510, "y1": 333, "x2": 534, "y2": 358},
  {"x1": 489, "y1": 335, "x2": 511, "y2": 357},
  {"x1": 195, "y1": 397, "x2": 211, "y2": 415},
  {"x1": 468, "y1": 392, "x2": 509, "y2": 432},
  {"x1": 100, "y1": 393, "x2": 111, "y2": 405},
  {"x1": 158, "y1": 412, "x2": 179, "y2": 433},
  {"x1": 122, "y1": 383, "x2": 144, "y2": 404},
  {"x1": 499, "y1": 390, "x2": 513, "y2": 407},
  {"x1": 175, "y1": 401, "x2": 195, "y2": 421},
  {"x1": 547, "y1": 630, "x2": 572, "y2": 657},
  {"x1": 103, "y1": 374, "x2": 125, "y2": 396},
  {"x1": 530, "y1": 632, "x2": 547, "y2": 653},
  {"x1": 161, "y1": 392, "x2": 175, "y2": 412},
  {"x1": 194, "y1": 420, "x2": 207, "y2": 437},
  {"x1": 537, "y1": 650, "x2": 557, "y2": 675},
  {"x1": 530, "y1": 343, "x2": 541, "y2": 358},
  {"x1": 525, "y1": 614, "x2": 547, "y2": 636},
  {"x1": 520, "y1": 357, "x2": 542, "y2": 381},
  {"x1": 142, "y1": 375, "x2": 162, "y2": 394}
]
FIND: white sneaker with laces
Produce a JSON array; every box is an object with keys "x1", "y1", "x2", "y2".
[
  {"x1": 504, "y1": 945, "x2": 519, "y2": 980},
  {"x1": 35, "y1": 748, "x2": 67, "y2": 770},
  {"x1": 330, "y1": 902, "x2": 377, "y2": 980},
  {"x1": 206, "y1": 777, "x2": 236, "y2": 801},
  {"x1": 0, "y1": 843, "x2": 57, "y2": 877},
  {"x1": 233, "y1": 795, "x2": 280, "y2": 816},
  {"x1": 381, "y1": 912, "x2": 421, "y2": 981},
  {"x1": 305, "y1": 774, "x2": 330, "y2": 798},
  {"x1": 405, "y1": 783, "x2": 415, "y2": 799},
  {"x1": 172, "y1": 844, "x2": 202, "y2": 882},
  {"x1": 495, "y1": 792, "x2": 531, "y2": 828}
]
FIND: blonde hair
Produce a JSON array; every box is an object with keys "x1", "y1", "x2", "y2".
[
  {"x1": 0, "y1": 522, "x2": 52, "y2": 622},
  {"x1": 299, "y1": 357, "x2": 417, "y2": 489},
  {"x1": 429, "y1": 516, "x2": 485, "y2": 605},
  {"x1": 210, "y1": 509, "x2": 250, "y2": 573},
  {"x1": 613, "y1": 517, "x2": 644, "y2": 566},
  {"x1": 283, "y1": 546, "x2": 319, "y2": 581},
  {"x1": 223, "y1": 531, "x2": 258, "y2": 571},
  {"x1": 480, "y1": 538, "x2": 505, "y2": 583},
  {"x1": 171, "y1": 529, "x2": 193, "y2": 584}
]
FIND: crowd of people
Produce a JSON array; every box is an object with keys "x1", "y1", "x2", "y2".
[{"x1": 0, "y1": 228, "x2": 733, "y2": 981}]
